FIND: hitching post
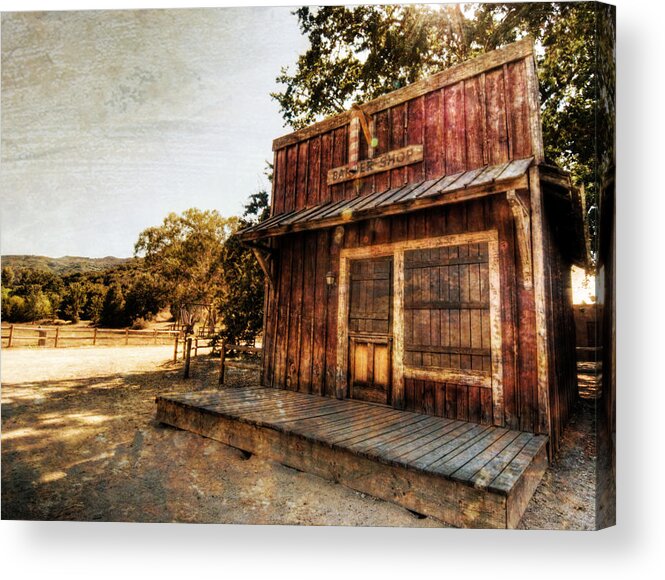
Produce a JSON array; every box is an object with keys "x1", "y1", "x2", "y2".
[
  {"x1": 184, "y1": 337, "x2": 193, "y2": 379},
  {"x1": 218, "y1": 341, "x2": 226, "y2": 385}
]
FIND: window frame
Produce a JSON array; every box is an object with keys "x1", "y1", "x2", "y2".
[{"x1": 337, "y1": 229, "x2": 504, "y2": 425}]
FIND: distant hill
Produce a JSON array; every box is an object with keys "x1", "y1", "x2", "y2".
[{"x1": 1, "y1": 255, "x2": 135, "y2": 276}]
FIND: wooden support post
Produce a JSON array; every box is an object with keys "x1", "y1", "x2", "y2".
[
  {"x1": 335, "y1": 257, "x2": 349, "y2": 399},
  {"x1": 125, "y1": 328, "x2": 129, "y2": 345},
  {"x1": 154, "y1": 329, "x2": 158, "y2": 344},
  {"x1": 506, "y1": 189, "x2": 533, "y2": 289},
  {"x1": 38, "y1": 329, "x2": 47, "y2": 347},
  {"x1": 93, "y1": 327, "x2": 97, "y2": 346},
  {"x1": 194, "y1": 338, "x2": 198, "y2": 358},
  {"x1": 251, "y1": 247, "x2": 275, "y2": 291},
  {"x1": 184, "y1": 337, "x2": 193, "y2": 379},
  {"x1": 524, "y1": 54, "x2": 545, "y2": 164},
  {"x1": 173, "y1": 336, "x2": 179, "y2": 362},
  {"x1": 392, "y1": 250, "x2": 405, "y2": 410},
  {"x1": 219, "y1": 342, "x2": 226, "y2": 385},
  {"x1": 54, "y1": 326, "x2": 60, "y2": 348},
  {"x1": 8, "y1": 324, "x2": 14, "y2": 348},
  {"x1": 352, "y1": 104, "x2": 374, "y2": 152},
  {"x1": 529, "y1": 166, "x2": 551, "y2": 438}
]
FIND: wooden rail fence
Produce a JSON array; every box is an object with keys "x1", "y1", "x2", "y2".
[
  {"x1": 1, "y1": 324, "x2": 179, "y2": 349},
  {"x1": 172, "y1": 334, "x2": 218, "y2": 363},
  {"x1": 174, "y1": 336, "x2": 262, "y2": 380}
]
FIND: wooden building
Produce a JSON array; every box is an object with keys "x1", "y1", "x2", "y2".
[
  {"x1": 157, "y1": 39, "x2": 585, "y2": 527},
  {"x1": 238, "y1": 38, "x2": 584, "y2": 456},
  {"x1": 598, "y1": 168, "x2": 615, "y2": 527}
]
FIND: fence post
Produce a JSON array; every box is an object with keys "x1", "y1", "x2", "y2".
[
  {"x1": 173, "y1": 335, "x2": 179, "y2": 362},
  {"x1": 218, "y1": 341, "x2": 226, "y2": 385},
  {"x1": 93, "y1": 327, "x2": 97, "y2": 346},
  {"x1": 184, "y1": 337, "x2": 193, "y2": 379},
  {"x1": 125, "y1": 328, "x2": 129, "y2": 345},
  {"x1": 54, "y1": 326, "x2": 60, "y2": 348},
  {"x1": 154, "y1": 329, "x2": 158, "y2": 345},
  {"x1": 194, "y1": 338, "x2": 199, "y2": 358},
  {"x1": 8, "y1": 324, "x2": 14, "y2": 348},
  {"x1": 38, "y1": 328, "x2": 47, "y2": 347}
]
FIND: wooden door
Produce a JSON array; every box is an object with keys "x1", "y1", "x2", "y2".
[{"x1": 348, "y1": 257, "x2": 393, "y2": 404}]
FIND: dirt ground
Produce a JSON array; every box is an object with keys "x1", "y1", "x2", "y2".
[{"x1": 1, "y1": 346, "x2": 598, "y2": 528}]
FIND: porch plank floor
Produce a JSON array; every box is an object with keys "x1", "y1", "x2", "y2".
[{"x1": 156, "y1": 386, "x2": 548, "y2": 528}]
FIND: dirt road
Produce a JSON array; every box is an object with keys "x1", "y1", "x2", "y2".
[{"x1": 1, "y1": 346, "x2": 597, "y2": 528}]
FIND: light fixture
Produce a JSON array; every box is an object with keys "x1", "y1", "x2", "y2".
[{"x1": 325, "y1": 271, "x2": 335, "y2": 287}]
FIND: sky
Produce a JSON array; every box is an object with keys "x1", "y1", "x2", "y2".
[{"x1": 1, "y1": 6, "x2": 308, "y2": 258}]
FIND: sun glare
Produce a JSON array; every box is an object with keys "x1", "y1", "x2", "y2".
[{"x1": 571, "y1": 265, "x2": 596, "y2": 305}]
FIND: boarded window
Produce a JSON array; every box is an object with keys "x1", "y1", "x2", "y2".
[
  {"x1": 348, "y1": 257, "x2": 392, "y2": 336},
  {"x1": 404, "y1": 242, "x2": 491, "y2": 373}
]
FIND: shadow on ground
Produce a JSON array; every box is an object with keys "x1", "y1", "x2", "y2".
[
  {"x1": 2, "y1": 346, "x2": 601, "y2": 528},
  {"x1": 1, "y1": 348, "x2": 440, "y2": 526}
]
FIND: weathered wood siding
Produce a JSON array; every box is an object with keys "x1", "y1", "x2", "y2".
[
  {"x1": 264, "y1": 194, "x2": 543, "y2": 433},
  {"x1": 259, "y1": 43, "x2": 578, "y2": 451},
  {"x1": 573, "y1": 304, "x2": 602, "y2": 350},
  {"x1": 270, "y1": 57, "x2": 538, "y2": 215},
  {"x1": 403, "y1": 242, "x2": 492, "y2": 374},
  {"x1": 598, "y1": 174, "x2": 615, "y2": 527},
  {"x1": 541, "y1": 192, "x2": 579, "y2": 451}
]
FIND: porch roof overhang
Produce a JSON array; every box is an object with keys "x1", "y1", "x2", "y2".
[{"x1": 237, "y1": 157, "x2": 534, "y2": 242}]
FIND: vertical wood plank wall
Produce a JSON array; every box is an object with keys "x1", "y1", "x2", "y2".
[
  {"x1": 259, "y1": 51, "x2": 576, "y2": 448},
  {"x1": 263, "y1": 195, "x2": 542, "y2": 433},
  {"x1": 270, "y1": 59, "x2": 536, "y2": 215},
  {"x1": 541, "y1": 194, "x2": 579, "y2": 452}
]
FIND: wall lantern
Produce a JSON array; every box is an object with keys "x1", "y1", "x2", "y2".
[{"x1": 325, "y1": 271, "x2": 336, "y2": 287}]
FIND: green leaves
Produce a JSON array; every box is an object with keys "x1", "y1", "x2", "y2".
[
  {"x1": 216, "y1": 190, "x2": 270, "y2": 345},
  {"x1": 61, "y1": 281, "x2": 87, "y2": 323},
  {"x1": 273, "y1": 4, "x2": 472, "y2": 130},
  {"x1": 100, "y1": 282, "x2": 126, "y2": 328},
  {"x1": 273, "y1": 3, "x2": 615, "y2": 258},
  {"x1": 133, "y1": 200, "x2": 268, "y2": 344},
  {"x1": 134, "y1": 208, "x2": 236, "y2": 314}
]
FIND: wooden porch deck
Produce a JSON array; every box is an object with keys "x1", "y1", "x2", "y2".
[{"x1": 155, "y1": 387, "x2": 548, "y2": 528}]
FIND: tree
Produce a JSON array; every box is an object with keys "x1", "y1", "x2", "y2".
[
  {"x1": 83, "y1": 283, "x2": 107, "y2": 324},
  {"x1": 6, "y1": 269, "x2": 62, "y2": 321},
  {"x1": 100, "y1": 282, "x2": 126, "y2": 328},
  {"x1": 134, "y1": 208, "x2": 237, "y2": 316},
  {"x1": 273, "y1": 4, "x2": 468, "y2": 128},
  {"x1": 273, "y1": 3, "x2": 615, "y2": 256},
  {"x1": 2, "y1": 265, "x2": 15, "y2": 288},
  {"x1": 12, "y1": 268, "x2": 64, "y2": 300},
  {"x1": 1, "y1": 288, "x2": 23, "y2": 321},
  {"x1": 216, "y1": 190, "x2": 270, "y2": 345},
  {"x1": 60, "y1": 281, "x2": 87, "y2": 323},
  {"x1": 241, "y1": 189, "x2": 271, "y2": 224},
  {"x1": 23, "y1": 288, "x2": 54, "y2": 321},
  {"x1": 124, "y1": 272, "x2": 166, "y2": 323}
]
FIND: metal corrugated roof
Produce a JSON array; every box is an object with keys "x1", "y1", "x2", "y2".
[{"x1": 237, "y1": 157, "x2": 534, "y2": 241}]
